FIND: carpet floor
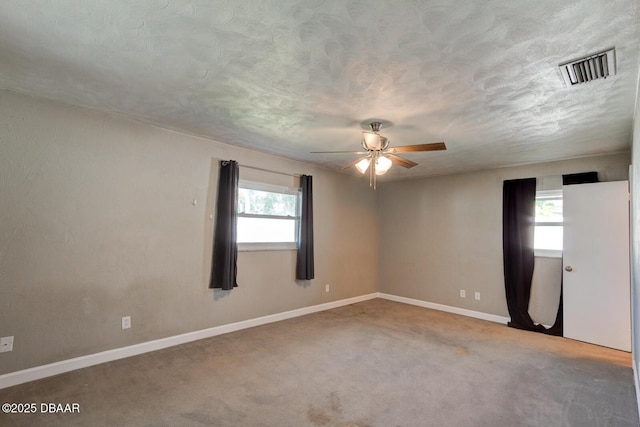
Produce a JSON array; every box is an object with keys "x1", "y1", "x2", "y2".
[{"x1": 0, "y1": 298, "x2": 638, "y2": 426}]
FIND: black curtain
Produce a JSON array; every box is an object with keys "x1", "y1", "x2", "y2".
[
  {"x1": 503, "y1": 178, "x2": 546, "y2": 332},
  {"x1": 296, "y1": 175, "x2": 314, "y2": 280},
  {"x1": 209, "y1": 160, "x2": 239, "y2": 290},
  {"x1": 563, "y1": 171, "x2": 598, "y2": 186},
  {"x1": 545, "y1": 283, "x2": 563, "y2": 336}
]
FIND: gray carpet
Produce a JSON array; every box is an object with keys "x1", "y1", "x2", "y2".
[{"x1": 0, "y1": 299, "x2": 638, "y2": 426}]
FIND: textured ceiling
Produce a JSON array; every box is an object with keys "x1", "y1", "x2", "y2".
[{"x1": 1, "y1": 0, "x2": 639, "y2": 180}]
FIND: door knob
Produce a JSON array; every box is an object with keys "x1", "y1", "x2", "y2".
[{"x1": 565, "y1": 266, "x2": 573, "y2": 272}]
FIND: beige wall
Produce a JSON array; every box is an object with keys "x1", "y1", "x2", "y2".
[
  {"x1": 378, "y1": 153, "x2": 630, "y2": 323},
  {"x1": 630, "y1": 77, "x2": 640, "y2": 386},
  {"x1": 0, "y1": 90, "x2": 379, "y2": 374},
  {"x1": 1, "y1": 87, "x2": 634, "y2": 378}
]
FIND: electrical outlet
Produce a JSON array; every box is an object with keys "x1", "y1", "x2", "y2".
[
  {"x1": 460, "y1": 289, "x2": 466, "y2": 298},
  {"x1": 122, "y1": 316, "x2": 131, "y2": 330},
  {"x1": 325, "y1": 284, "x2": 330, "y2": 293},
  {"x1": 475, "y1": 292, "x2": 481, "y2": 301},
  {"x1": 0, "y1": 336, "x2": 14, "y2": 353}
]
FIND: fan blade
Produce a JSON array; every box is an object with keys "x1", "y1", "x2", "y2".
[
  {"x1": 310, "y1": 150, "x2": 369, "y2": 154},
  {"x1": 342, "y1": 156, "x2": 368, "y2": 170},
  {"x1": 387, "y1": 153, "x2": 418, "y2": 168},
  {"x1": 390, "y1": 142, "x2": 446, "y2": 153}
]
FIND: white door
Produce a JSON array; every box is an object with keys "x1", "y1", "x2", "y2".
[{"x1": 563, "y1": 181, "x2": 631, "y2": 351}]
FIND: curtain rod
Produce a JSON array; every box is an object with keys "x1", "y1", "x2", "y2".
[{"x1": 240, "y1": 164, "x2": 301, "y2": 178}]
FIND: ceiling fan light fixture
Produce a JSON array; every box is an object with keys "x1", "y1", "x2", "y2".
[
  {"x1": 311, "y1": 119, "x2": 446, "y2": 189},
  {"x1": 363, "y1": 131, "x2": 385, "y2": 150},
  {"x1": 375, "y1": 156, "x2": 392, "y2": 175},
  {"x1": 355, "y1": 158, "x2": 371, "y2": 174}
]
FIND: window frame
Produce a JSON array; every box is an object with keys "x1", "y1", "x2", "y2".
[
  {"x1": 534, "y1": 189, "x2": 563, "y2": 258},
  {"x1": 236, "y1": 180, "x2": 300, "y2": 252}
]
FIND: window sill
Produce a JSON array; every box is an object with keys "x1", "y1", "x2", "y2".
[
  {"x1": 238, "y1": 242, "x2": 297, "y2": 252},
  {"x1": 534, "y1": 249, "x2": 563, "y2": 258}
]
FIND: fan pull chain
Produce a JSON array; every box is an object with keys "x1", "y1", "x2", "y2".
[{"x1": 371, "y1": 158, "x2": 376, "y2": 189}]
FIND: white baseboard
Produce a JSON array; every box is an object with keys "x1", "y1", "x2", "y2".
[
  {"x1": 0, "y1": 293, "x2": 378, "y2": 390},
  {"x1": 0, "y1": 293, "x2": 525, "y2": 389},
  {"x1": 378, "y1": 293, "x2": 511, "y2": 324}
]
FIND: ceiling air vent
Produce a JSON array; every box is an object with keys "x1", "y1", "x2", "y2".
[{"x1": 559, "y1": 48, "x2": 616, "y2": 87}]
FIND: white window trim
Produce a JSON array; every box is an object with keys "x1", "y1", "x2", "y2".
[
  {"x1": 238, "y1": 242, "x2": 297, "y2": 252},
  {"x1": 238, "y1": 180, "x2": 299, "y2": 196},
  {"x1": 237, "y1": 180, "x2": 300, "y2": 252},
  {"x1": 534, "y1": 248, "x2": 563, "y2": 258},
  {"x1": 535, "y1": 189, "x2": 562, "y2": 200}
]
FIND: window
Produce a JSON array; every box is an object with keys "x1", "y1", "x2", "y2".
[
  {"x1": 237, "y1": 180, "x2": 300, "y2": 251},
  {"x1": 534, "y1": 189, "x2": 563, "y2": 257}
]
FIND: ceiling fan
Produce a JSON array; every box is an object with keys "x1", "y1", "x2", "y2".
[{"x1": 312, "y1": 121, "x2": 446, "y2": 188}]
